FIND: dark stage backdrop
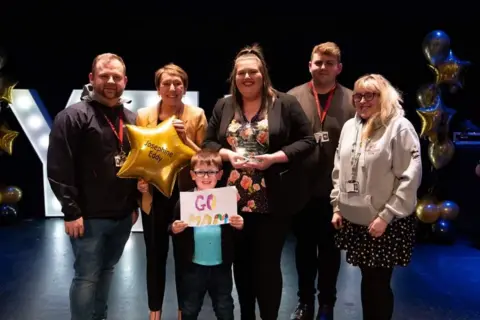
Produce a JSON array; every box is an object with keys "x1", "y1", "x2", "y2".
[{"x1": 0, "y1": 12, "x2": 478, "y2": 235}]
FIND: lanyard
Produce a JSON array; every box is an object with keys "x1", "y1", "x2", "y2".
[
  {"x1": 102, "y1": 112, "x2": 124, "y2": 151},
  {"x1": 350, "y1": 122, "x2": 370, "y2": 181},
  {"x1": 309, "y1": 81, "x2": 336, "y2": 126}
]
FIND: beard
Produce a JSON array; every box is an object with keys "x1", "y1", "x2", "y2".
[{"x1": 100, "y1": 86, "x2": 123, "y2": 99}]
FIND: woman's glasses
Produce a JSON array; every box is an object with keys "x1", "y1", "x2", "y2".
[
  {"x1": 353, "y1": 92, "x2": 377, "y2": 103},
  {"x1": 193, "y1": 170, "x2": 219, "y2": 177}
]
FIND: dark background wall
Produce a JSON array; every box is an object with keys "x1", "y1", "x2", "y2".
[{"x1": 0, "y1": 7, "x2": 478, "y2": 234}]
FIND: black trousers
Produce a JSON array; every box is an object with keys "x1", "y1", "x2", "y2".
[
  {"x1": 360, "y1": 266, "x2": 394, "y2": 320},
  {"x1": 142, "y1": 188, "x2": 181, "y2": 312},
  {"x1": 292, "y1": 196, "x2": 341, "y2": 307},
  {"x1": 233, "y1": 212, "x2": 290, "y2": 320}
]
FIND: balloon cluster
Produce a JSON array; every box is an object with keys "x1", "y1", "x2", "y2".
[
  {"x1": 415, "y1": 30, "x2": 470, "y2": 239},
  {"x1": 0, "y1": 47, "x2": 19, "y2": 156},
  {"x1": 0, "y1": 185, "x2": 22, "y2": 225},
  {"x1": 417, "y1": 30, "x2": 470, "y2": 170}
]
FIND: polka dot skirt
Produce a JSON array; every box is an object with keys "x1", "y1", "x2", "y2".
[{"x1": 335, "y1": 215, "x2": 417, "y2": 268}]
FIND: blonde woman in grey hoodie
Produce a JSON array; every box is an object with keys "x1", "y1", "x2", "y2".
[{"x1": 330, "y1": 74, "x2": 422, "y2": 320}]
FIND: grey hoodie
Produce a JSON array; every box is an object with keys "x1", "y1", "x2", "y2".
[{"x1": 330, "y1": 113, "x2": 422, "y2": 226}]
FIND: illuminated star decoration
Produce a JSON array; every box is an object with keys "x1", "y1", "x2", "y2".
[
  {"x1": 116, "y1": 116, "x2": 196, "y2": 198},
  {"x1": 0, "y1": 124, "x2": 19, "y2": 155},
  {"x1": 416, "y1": 96, "x2": 444, "y2": 142},
  {"x1": 428, "y1": 50, "x2": 470, "y2": 90}
]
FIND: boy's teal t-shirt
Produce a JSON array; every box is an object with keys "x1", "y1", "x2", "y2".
[{"x1": 193, "y1": 225, "x2": 223, "y2": 266}]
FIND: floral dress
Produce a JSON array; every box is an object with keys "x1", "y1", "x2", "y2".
[{"x1": 226, "y1": 114, "x2": 269, "y2": 213}]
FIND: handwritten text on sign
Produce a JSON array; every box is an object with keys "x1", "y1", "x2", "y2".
[{"x1": 180, "y1": 187, "x2": 238, "y2": 227}]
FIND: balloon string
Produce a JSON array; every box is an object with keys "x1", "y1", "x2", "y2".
[{"x1": 428, "y1": 165, "x2": 439, "y2": 196}]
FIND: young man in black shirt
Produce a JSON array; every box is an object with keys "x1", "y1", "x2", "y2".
[
  {"x1": 47, "y1": 53, "x2": 139, "y2": 320},
  {"x1": 287, "y1": 42, "x2": 355, "y2": 320}
]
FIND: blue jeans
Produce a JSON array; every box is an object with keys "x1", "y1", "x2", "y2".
[
  {"x1": 181, "y1": 263, "x2": 234, "y2": 320},
  {"x1": 69, "y1": 215, "x2": 132, "y2": 320}
]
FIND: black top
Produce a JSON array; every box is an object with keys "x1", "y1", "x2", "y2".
[
  {"x1": 47, "y1": 99, "x2": 139, "y2": 221},
  {"x1": 169, "y1": 191, "x2": 237, "y2": 266},
  {"x1": 202, "y1": 91, "x2": 316, "y2": 216}
]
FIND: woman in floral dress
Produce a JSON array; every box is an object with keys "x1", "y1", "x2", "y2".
[{"x1": 203, "y1": 44, "x2": 315, "y2": 320}]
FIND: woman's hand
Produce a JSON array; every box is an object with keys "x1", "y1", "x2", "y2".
[
  {"x1": 172, "y1": 220, "x2": 189, "y2": 234},
  {"x1": 368, "y1": 217, "x2": 387, "y2": 237},
  {"x1": 226, "y1": 150, "x2": 248, "y2": 169},
  {"x1": 332, "y1": 212, "x2": 343, "y2": 229},
  {"x1": 230, "y1": 215, "x2": 244, "y2": 230},
  {"x1": 243, "y1": 154, "x2": 275, "y2": 171},
  {"x1": 173, "y1": 119, "x2": 187, "y2": 142},
  {"x1": 137, "y1": 179, "x2": 149, "y2": 193}
]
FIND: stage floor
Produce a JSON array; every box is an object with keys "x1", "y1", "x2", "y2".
[{"x1": 0, "y1": 218, "x2": 479, "y2": 320}]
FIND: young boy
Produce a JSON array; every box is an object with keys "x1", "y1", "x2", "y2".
[{"x1": 170, "y1": 148, "x2": 244, "y2": 320}]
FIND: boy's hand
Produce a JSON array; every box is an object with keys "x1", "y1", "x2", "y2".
[
  {"x1": 172, "y1": 220, "x2": 188, "y2": 234},
  {"x1": 229, "y1": 215, "x2": 244, "y2": 230}
]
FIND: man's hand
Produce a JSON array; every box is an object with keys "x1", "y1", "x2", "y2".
[{"x1": 65, "y1": 217, "x2": 84, "y2": 238}]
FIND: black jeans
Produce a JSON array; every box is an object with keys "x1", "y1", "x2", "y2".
[
  {"x1": 292, "y1": 196, "x2": 341, "y2": 307},
  {"x1": 234, "y1": 212, "x2": 291, "y2": 320},
  {"x1": 360, "y1": 266, "x2": 394, "y2": 320},
  {"x1": 180, "y1": 263, "x2": 234, "y2": 320},
  {"x1": 142, "y1": 188, "x2": 181, "y2": 312}
]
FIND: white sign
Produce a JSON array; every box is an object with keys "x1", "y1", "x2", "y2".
[
  {"x1": 180, "y1": 186, "x2": 238, "y2": 227},
  {"x1": 9, "y1": 89, "x2": 199, "y2": 233}
]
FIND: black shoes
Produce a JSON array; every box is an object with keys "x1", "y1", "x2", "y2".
[
  {"x1": 290, "y1": 302, "x2": 314, "y2": 320},
  {"x1": 316, "y1": 305, "x2": 334, "y2": 320}
]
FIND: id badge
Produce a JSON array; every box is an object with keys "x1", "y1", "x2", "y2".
[
  {"x1": 346, "y1": 180, "x2": 359, "y2": 193},
  {"x1": 114, "y1": 151, "x2": 127, "y2": 167},
  {"x1": 314, "y1": 131, "x2": 330, "y2": 143}
]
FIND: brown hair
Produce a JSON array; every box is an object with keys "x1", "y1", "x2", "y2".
[
  {"x1": 154, "y1": 63, "x2": 189, "y2": 90},
  {"x1": 190, "y1": 148, "x2": 223, "y2": 170},
  {"x1": 91, "y1": 53, "x2": 126, "y2": 75},
  {"x1": 229, "y1": 44, "x2": 275, "y2": 119},
  {"x1": 311, "y1": 42, "x2": 341, "y2": 62}
]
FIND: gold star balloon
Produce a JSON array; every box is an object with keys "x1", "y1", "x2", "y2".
[
  {"x1": 416, "y1": 96, "x2": 444, "y2": 142},
  {"x1": 0, "y1": 124, "x2": 19, "y2": 155},
  {"x1": 428, "y1": 50, "x2": 470, "y2": 91},
  {"x1": 117, "y1": 116, "x2": 196, "y2": 198},
  {"x1": 0, "y1": 77, "x2": 17, "y2": 105}
]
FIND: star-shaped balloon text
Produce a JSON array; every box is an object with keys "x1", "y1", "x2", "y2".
[
  {"x1": 0, "y1": 124, "x2": 19, "y2": 155},
  {"x1": 117, "y1": 116, "x2": 196, "y2": 198}
]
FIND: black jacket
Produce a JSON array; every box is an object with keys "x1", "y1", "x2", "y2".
[
  {"x1": 47, "y1": 99, "x2": 139, "y2": 221},
  {"x1": 169, "y1": 196, "x2": 237, "y2": 266},
  {"x1": 202, "y1": 92, "x2": 316, "y2": 216}
]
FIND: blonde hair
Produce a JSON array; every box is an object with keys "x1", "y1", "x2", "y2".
[
  {"x1": 311, "y1": 42, "x2": 341, "y2": 62},
  {"x1": 353, "y1": 74, "x2": 404, "y2": 139}
]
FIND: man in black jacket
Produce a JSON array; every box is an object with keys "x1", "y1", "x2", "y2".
[
  {"x1": 47, "y1": 53, "x2": 139, "y2": 320},
  {"x1": 287, "y1": 42, "x2": 355, "y2": 320}
]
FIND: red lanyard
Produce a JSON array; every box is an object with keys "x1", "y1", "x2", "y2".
[
  {"x1": 309, "y1": 81, "x2": 336, "y2": 124},
  {"x1": 102, "y1": 113, "x2": 124, "y2": 149}
]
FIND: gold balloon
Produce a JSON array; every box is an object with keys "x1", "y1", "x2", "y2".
[
  {"x1": 416, "y1": 195, "x2": 440, "y2": 223},
  {"x1": 416, "y1": 98, "x2": 443, "y2": 142},
  {"x1": 428, "y1": 139, "x2": 455, "y2": 169},
  {"x1": 416, "y1": 83, "x2": 439, "y2": 107},
  {"x1": 1, "y1": 185, "x2": 23, "y2": 204},
  {"x1": 117, "y1": 116, "x2": 196, "y2": 198},
  {"x1": 428, "y1": 50, "x2": 470, "y2": 90},
  {"x1": 0, "y1": 79, "x2": 17, "y2": 105},
  {"x1": 0, "y1": 124, "x2": 19, "y2": 155},
  {"x1": 437, "y1": 200, "x2": 459, "y2": 220}
]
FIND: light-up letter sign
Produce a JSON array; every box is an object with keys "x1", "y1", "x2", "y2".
[{"x1": 10, "y1": 89, "x2": 199, "y2": 232}]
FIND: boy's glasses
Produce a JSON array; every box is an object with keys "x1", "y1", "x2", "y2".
[{"x1": 193, "y1": 170, "x2": 219, "y2": 177}]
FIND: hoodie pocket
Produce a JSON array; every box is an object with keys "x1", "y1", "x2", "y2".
[{"x1": 338, "y1": 192, "x2": 378, "y2": 226}]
